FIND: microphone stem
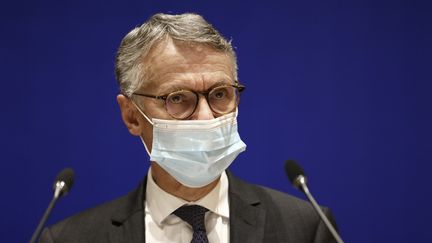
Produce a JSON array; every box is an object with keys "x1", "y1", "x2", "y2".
[
  {"x1": 300, "y1": 183, "x2": 344, "y2": 243},
  {"x1": 29, "y1": 187, "x2": 61, "y2": 243}
]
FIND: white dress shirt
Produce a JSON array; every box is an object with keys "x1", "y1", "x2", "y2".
[{"x1": 144, "y1": 169, "x2": 230, "y2": 243}]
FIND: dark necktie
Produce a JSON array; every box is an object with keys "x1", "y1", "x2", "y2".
[{"x1": 173, "y1": 205, "x2": 209, "y2": 243}]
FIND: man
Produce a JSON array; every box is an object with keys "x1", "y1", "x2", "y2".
[{"x1": 40, "y1": 13, "x2": 338, "y2": 243}]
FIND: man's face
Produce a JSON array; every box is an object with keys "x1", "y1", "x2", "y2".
[{"x1": 132, "y1": 38, "x2": 236, "y2": 151}]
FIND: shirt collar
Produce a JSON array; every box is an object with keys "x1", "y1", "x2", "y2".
[{"x1": 145, "y1": 168, "x2": 230, "y2": 226}]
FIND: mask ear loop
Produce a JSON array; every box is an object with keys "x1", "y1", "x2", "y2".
[
  {"x1": 139, "y1": 136, "x2": 151, "y2": 157},
  {"x1": 130, "y1": 101, "x2": 153, "y2": 156}
]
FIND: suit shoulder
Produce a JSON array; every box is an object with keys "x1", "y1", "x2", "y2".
[
  {"x1": 54, "y1": 192, "x2": 129, "y2": 226},
  {"x1": 255, "y1": 185, "x2": 316, "y2": 211},
  {"x1": 234, "y1": 179, "x2": 327, "y2": 227},
  {"x1": 42, "y1": 182, "x2": 144, "y2": 242},
  {"x1": 228, "y1": 173, "x2": 338, "y2": 242}
]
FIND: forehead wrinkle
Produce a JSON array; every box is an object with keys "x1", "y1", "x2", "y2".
[
  {"x1": 146, "y1": 59, "x2": 233, "y2": 93},
  {"x1": 145, "y1": 38, "x2": 210, "y2": 68},
  {"x1": 156, "y1": 70, "x2": 232, "y2": 94},
  {"x1": 147, "y1": 38, "x2": 231, "y2": 72},
  {"x1": 139, "y1": 38, "x2": 234, "y2": 94}
]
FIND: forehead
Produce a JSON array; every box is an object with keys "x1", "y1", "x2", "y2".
[{"x1": 141, "y1": 38, "x2": 235, "y2": 92}]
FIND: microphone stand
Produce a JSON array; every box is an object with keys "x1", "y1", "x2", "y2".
[
  {"x1": 29, "y1": 181, "x2": 65, "y2": 243},
  {"x1": 295, "y1": 175, "x2": 344, "y2": 243}
]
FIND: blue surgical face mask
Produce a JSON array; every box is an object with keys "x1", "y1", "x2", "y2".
[{"x1": 133, "y1": 102, "x2": 246, "y2": 188}]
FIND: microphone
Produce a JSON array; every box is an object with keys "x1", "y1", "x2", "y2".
[
  {"x1": 284, "y1": 160, "x2": 344, "y2": 243},
  {"x1": 29, "y1": 168, "x2": 75, "y2": 243}
]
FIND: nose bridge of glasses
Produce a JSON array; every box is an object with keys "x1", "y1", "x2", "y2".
[
  {"x1": 196, "y1": 89, "x2": 211, "y2": 101},
  {"x1": 192, "y1": 91, "x2": 215, "y2": 119},
  {"x1": 195, "y1": 90, "x2": 212, "y2": 108}
]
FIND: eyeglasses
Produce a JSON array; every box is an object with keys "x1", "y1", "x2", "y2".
[{"x1": 132, "y1": 83, "x2": 245, "y2": 120}]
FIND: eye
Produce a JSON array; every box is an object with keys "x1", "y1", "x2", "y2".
[
  {"x1": 210, "y1": 87, "x2": 228, "y2": 100},
  {"x1": 167, "y1": 93, "x2": 185, "y2": 104}
]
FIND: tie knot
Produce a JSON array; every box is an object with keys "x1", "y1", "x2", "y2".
[{"x1": 173, "y1": 205, "x2": 208, "y2": 231}]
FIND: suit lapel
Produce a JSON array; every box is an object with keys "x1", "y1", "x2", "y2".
[
  {"x1": 108, "y1": 178, "x2": 147, "y2": 243},
  {"x1": 228, "y1": 172, "x2": 266, "y2": 243},
  {"x1": 108, "y1": 213, "x2": 145, "y2": 243},
  {"x1": 105, "y1": 172, "x2": 268, "y2": 243}
]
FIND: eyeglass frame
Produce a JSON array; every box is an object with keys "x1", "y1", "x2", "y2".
[{"x1": 130, "y1": 81, "x2": 245, "y2": 120}]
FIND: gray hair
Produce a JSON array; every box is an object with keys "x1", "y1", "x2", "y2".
[{"x1": 115, "y1": 13, "x2": 238, "y2": 97}]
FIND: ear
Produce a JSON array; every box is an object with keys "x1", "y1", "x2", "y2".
[{"x1": 117, "y1": 94, "x2": 143, "y2": 136}]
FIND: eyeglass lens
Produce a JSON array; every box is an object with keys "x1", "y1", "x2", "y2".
[{"x1": 165, "y1": 86, "x2": 239, "y2": 119}]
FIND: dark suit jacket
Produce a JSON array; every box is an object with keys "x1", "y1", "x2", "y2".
[{"x1": 40, "y1": 172, "x2": 338, "y2": 243}]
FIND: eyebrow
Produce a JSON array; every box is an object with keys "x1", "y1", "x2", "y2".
[
  {"x1": 211, "y1": 80, "x2": 233, "y2": 87},
  {"x1": 159, "y1": 80, "x2": 233, "y2": 95},
  {"x1": 158, "y1": 84, "x2": 185, "y2": 95}
]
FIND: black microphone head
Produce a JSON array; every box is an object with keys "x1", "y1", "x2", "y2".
[
  {"x1": 284, "y1": 160, "x2": 305, "y2": 185},
  {"x1": 54, "y1": 168, "x2": 75, "y2": 195}
]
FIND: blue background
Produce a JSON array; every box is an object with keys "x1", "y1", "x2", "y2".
[{"x1": 1, "y1": 0, "x2": 431, "y2": 242}]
